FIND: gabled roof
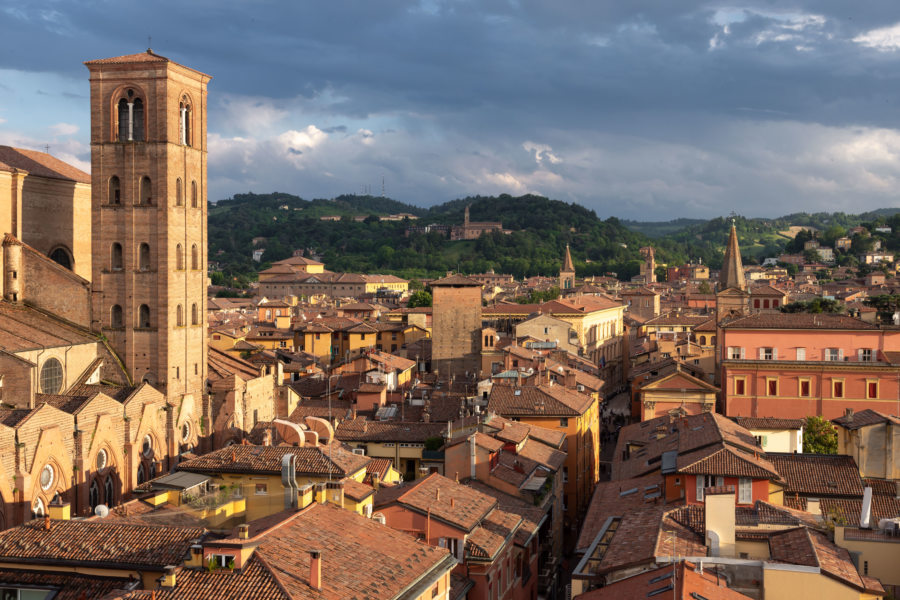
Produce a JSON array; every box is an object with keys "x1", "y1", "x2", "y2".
[
  {"x1": 766, "y1": 453, "x2": 863, "y2": 497},
  {"x1": 640, "y1": 370, "x2": 719, "y2": 393},
  {"x1": 0, "y1": 146, "x2": 90, "y2": 184},
  {"x1": 488, "y1": 383, "x2": 594, "y2": 417},
  {"x1": 374, "y1": 472, "x2": 497, "y2": 532},
  {"x1": 676, "y1": 446, "x2": 780, "y2": 480},
  {"x1": 177, "y1": 444, "x2": 370, "y2": 478},
  {"x1": 431, "y1": 274, "x2": 483, "y2": 287},
  {"x1": 721, "y1": 312, "x2": 878, "y2": 330},
  {"x1": 832, "y1": 409, "x2": 900, "y2": 430},
  {"x1": 731, "y1": 417, "x2": 805, "y2": 431}
]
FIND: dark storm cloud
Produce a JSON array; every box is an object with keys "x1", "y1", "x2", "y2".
[{"x1": 4, "y1": 0, "x2": 900, "y2": 217}]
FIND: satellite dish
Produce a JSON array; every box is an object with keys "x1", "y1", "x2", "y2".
[{"x1": 94, "y1": 504, "x2": 109, "y2": 518}]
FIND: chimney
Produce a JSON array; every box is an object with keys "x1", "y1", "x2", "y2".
[
  {"x1": 860, "y1": 487, "x2": 873, "y2": 529},
  {"x1": 845, "y1": 407, "x2": 854, "y2": 422},
  {"x1": 435, "y1": 488, "x2": 440, "y2": 502},
  {"x1": 309, "y1": 550, "x2": 322, "y2": 591},
  {"x1": 43, "y1": 514, "x2": 51, "y2": 531},
  {"x1": 806, "y1": 498, "x2": 821, "y2": 517},
  {"x1": 48, "y1": 499, "x2": 71, "y2": 521},
  {"x1": 450, "y1": 497, "x2": 456, "y2": 508},
  {"x1": 238, "y1": 524, "x2": 249, "y2": 539},
  {"x1": 187, "y1": 544, "x2": 203, "y2": 568},
  {"x1": 262, "y1": 428, "x2": 272, "y2": 447},
  {"x1": 371, "y1": 473, "x2": 380, "y2": 490},
  {"x1": 704, "y1": 486, "x2": 736, "y2": 558},
  {"x1": 160, "y1": 565, "x2": 176, "y2": 588}
]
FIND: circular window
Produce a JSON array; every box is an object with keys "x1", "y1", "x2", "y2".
[
  {"x1": 96, "y1": 449, "x2": 108, "y2": 471},
  {"x1": 39, "y1": 359, "x2": 63, "y2": 394},
  {"x1": 142, "y1": 435, "x2": 153, "y2": 458},
  {"x1": 40, "y1": 464, "x2": 54, "y2": 491},
  {"x1": 32, "y1": 497, "x2": 45, "y2": 517},
  {"x1": 181, "y1": 422, "x2": 191, "y2": 443}
]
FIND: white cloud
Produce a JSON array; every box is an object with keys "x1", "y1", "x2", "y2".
[
  {"x1": 523, "y1": 141, "x2": 561, "y2": 165},
  {"x1": 853, "y1": 23, "x2": 900, "y2": 52},
  {"x1": 49, "y1": 122, "x2": 78, "y2": 136}
]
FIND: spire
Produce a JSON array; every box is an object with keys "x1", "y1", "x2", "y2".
[
  {"x1": 719, "y1": 223, "x2": 746, "y2": 291},
  {"x1": 562, "y1": 244, "x2": 574, "y2": 273}
]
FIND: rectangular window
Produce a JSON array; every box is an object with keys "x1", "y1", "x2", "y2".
[
  {"x1": 755, "y1": 435, "x2": 768, "y2": 448},
  {"x1": 859, "y1": 348, "x2": 874, "y2": 362},
  {"x1": 799, "y1": 379, "x2": 811, "y2": 397},
  {"x1": 867, "y1": 380, "x2": 878, "y2": 399},
  {"x1": 563, "y1": 466, "x2": 569, "y2": 483},
  {"x1": 738, "y1": 478, "x2": 752, "y2": 504},
  {"x1": 255, "y1": 483, "x2": 267, "y2": 495},
  {"x1": 796, "y1": 347, "x2": 805, "y2": 361},
  {"x1": 559, "y1": 417, "x2": 569, "y2": 427},
  {"x1": 696, "y1": 476, "x2": 705, "y2": 501},
  {"x1": 767, "y1": 378, "x2": 778, "y2": 396},
  {"x1": 833, "y1": 380, "x2": 844, "y2": 398},
  {"x1": 728, "y1": 347, "x2": 744, "y2": 360},
  {"x1": 734, "y1": 378, "x2": 746, "y2": 396},
  {"x1": 826, "y1": 348, "x2": 843, "y2": 361},
  {"x1": 759, "y1": 347, "x2": 776, "y2": 360}
]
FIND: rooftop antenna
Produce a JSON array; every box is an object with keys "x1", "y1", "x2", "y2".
[
  {"x1": 43, "y1": 144, "x2": 50, "y2": 154},
  {"x1": 147, "y1": 36, "x2": 152, "y2": 51},
  {"x1": 382, "y1": 175, "x2": 385, "y2": 197}
]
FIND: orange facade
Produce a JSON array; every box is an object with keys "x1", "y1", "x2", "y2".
[{"x1": 722, "y1": 325, "x2": 900, "y2": 420}]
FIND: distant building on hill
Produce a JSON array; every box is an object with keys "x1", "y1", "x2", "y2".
[{"x1": 450, "y1": 205, "x2": 503, "y2": 240}]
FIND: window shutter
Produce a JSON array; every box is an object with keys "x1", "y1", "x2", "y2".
[
  {"x1": 740, "y1": 347, "x2": 745, "y2": 359},
  {"x1": 858, "y1": 349, "x2": 864, "y2": 361},
  {"x1": 696, "y1": 476, "x2": 704, "y2": 501},
  {"x1": 772, "y1": 348, "x2": 777, "y2": 360},
  {"x1": 838, "y1": 349, "x2": 844, "y2": 360},
  {"x1": 758, "y1": 348, "x2": 765, "y2": 360}
]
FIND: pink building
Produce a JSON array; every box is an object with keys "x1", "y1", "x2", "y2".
[{"x1": 721, "y1": 313, "x2": 900, "y2": 419}]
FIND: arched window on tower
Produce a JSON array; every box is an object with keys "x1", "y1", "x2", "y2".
[
  {"x1": 105, "y1": 476, "x2": 115, "y2": 507},
  {"x1": 180, "y1": 97, "x2": 192, "y2": 146},
  {"x1": 111, "y1": 243, "x2": 123, "y2": 270},
  {"x1": 139, "y1": 177, "x2": 152, "y2": 205},
  {"x1": 191, "y1": 180, "x2": 198, "y2": 208},
  {"x1": 109, "y1": 176, "x2": 120, "y2": 205},
  {"x1": 138, "y1": 304, "x2": 150, "y2": 328},
  {"x1": 191, "y1": 303, "x2": 199, "y2": 325},
  {"x1": 110, "y1": 304, "x2": 123, "y2": 328},
  {"x1": 117, "y1": 99, "x2": 129, "y2": 141},
  {"x1": 139, "y1": 243, "x2": 150, "y2": 271},
  {"x1": 49, "y1": 247, "x2": 72, "y2": 270},
  {"x1": 89, "y1": 480, "x2": 100, "y2": 510},
  {"x1": 176, "y1": 304, "x2": 184, "y2": 327},
  {"x1": 132, "y1": 98, "x2": 144, "y2": 141},
  {"x1": 175, "y1": 178, "x2": 183, "y2": 206},
  {"x1": 191, "y1": 244, "x2": 198, "y2": 270},
  {"x1": 176, "y1": 244, "x2": 184, "y2": 270}
]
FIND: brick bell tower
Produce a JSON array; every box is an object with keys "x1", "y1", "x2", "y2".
[{"x1": 85, "y1": 50, "x2": 210, "y2": 451}]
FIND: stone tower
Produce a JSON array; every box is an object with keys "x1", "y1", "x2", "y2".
[
  {"x1": 639, "y1": 246, "x2": 656, "y2": 283},
  {"x1": 85, "y1": 51, "x2": 210, "y2": 412},
  {"x1": 560, "y1": 244, "x2": 575, "y2": 291},
  {"x1": 431, "y1": 274, "x2": 483, "y2": 381},
  {"x1": 716, "y1": 222, "x2": 749, "y2": 321}
]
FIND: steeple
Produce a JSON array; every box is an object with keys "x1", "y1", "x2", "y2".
[
  {"x1": 563, "y1": 244, "x2": 574, "y2": 272},
  {"x1": 560, "y1": 244, "x2": 575, "y2": 291},
  {"x1": 719, "y1": 222, "x2": 746, "y2": 291}
]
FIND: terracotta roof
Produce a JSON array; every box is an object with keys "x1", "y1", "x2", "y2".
[
  {"x1": 0, "y1": 568, "x2": 135, "y2": 599},
  {"x1": 466, "y1": 509, "x2": 522, "y2": 560},
  {"x1": 575, "y1": 561, "x2": 752, "y2": 600},
  {"x1": 766, "y1": 453, "x2": 863, "y2": 497},
  {"x1": 177, "y1": 445, "x2": 370, "y2": 478},
  {"x1": 341, "y1": 477, "x2": 376, "y2": 502},
  {"x1": 483, "y1": 415, "x2": 567, "y2": 448},
  {"x1": 464, "y1": 480, "x2": 544, "y2": 546},
  {"x1": 722, "y1": 312, "x2": 878, "y2": 330},
  {"x1": 0, "y1": 145, "x2": 90, "y2": 184},
  {"x1": 731, "y1": 417, "x2": 805, "y2": 430},
  {"x1": 335, "y1": 419, "x2": 447, "y2": 443},
  {"x1": 676, "y1": 446, "x2": 780, "y2": 480},
  {"x1": 0, "y1": 302, "x2": 98, "y2": 353},
  {"x1": 768, "y1": 527, "x2": 884, "y2": 594},
  {"x1": 0, "y1": 519, "x2": 203, "y2": 570},
  {"x1": 784, "y1": 495, "x2": 900, "y2": 527},
  {"x1": 374, "y1": 473, "x2": 497, "y2": 532},
  {"x1": 84, "y1": 50, "x2": 170, "y2": 64},
  {"x1": 488, "y1": 383, "x2": 594, "y2": 417},
  {"x1": 252, "y1": 503, "x2": 455, "y2": 599},
  {"x1": 430, "y1": 274, "x2": 483, "y2": 286},
  {"x1": 517, "y1": 439, "x2": 567, "y2": 472},
  {"x1": 832, "y1": 409, "x2": 900, "y2": 430}
]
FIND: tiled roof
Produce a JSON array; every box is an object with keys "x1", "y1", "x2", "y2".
[
  {"x1": 676, "y1": 446, "x2": 780, "y2": 480},
  {"x1": 466, "y1": 509, "x2": 521, "y2": 560},
  {"x1": 335, "y1": 419, "x2": 447, "y2": 443},
  {"x1": 722, "y1": 312, "x2": 878, "y2": 330},
  {"x1": 766, "y1": 453, "x2": 863, "y2": 497},
  {"x1": 341, "y1": 477, "x2": 376, "y2": 502},
  {"x1": 0, "y1": 145, "x2": 90, "y2": 183},
  {"x1": 177, "y1": 445, "x2": 370, "y2": 478},
  {"x1": 731, "y1": 417, "x2": 805, "y2": 430},
  {"x1": 0, "y1": 568, "x2": 135, "y2": 600},
  {"x1": 0, "y1": 302, "x2": 98, "y2": 353},
  {"x1": 0, "y1": 519, "x2": 203, "y2": 570},
  {"x1": 768, "y1": 528, "x2": 884, "y2": 594},
  {"x1": 254, "y1": 503, "x2": 455, "y2": 599},
  {"x1": 575, "y1": 561, "x2": 753, "y2": 600},
  {"x1": 832, "y1": 409, "x2": 900, "y2": 430},
  {"x1": 374, "y1": 473, "x2": 497, "y2": 532},
  {"x1": 517, "y1": 439, "x2": 566, "y2": 472},
  {"x1": 84, "y1": 50, "x2": 170, "y2": 64},
  {"x1": 431, "y1": 274, "x2": 483, "y2": 286},
  {"x1": 464, "y1": 480, "x2": 544, "y2": 546},
  {"x1": 784, "y1": 495, "x2": 900, "y2": 527},
  {"x1": 488, "y1": 383, "x2": 593, "y2": 417}
]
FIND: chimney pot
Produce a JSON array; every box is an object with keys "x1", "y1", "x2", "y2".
[
  {"x1": 43, "y1": 515, "x2": 51, "y2": 531},
  {"x1": 310, "y1": 550, "x2": 322, "y2": 591},
  {"x1": 238, "y1": 524, "x2": 249, "y2": 539}
]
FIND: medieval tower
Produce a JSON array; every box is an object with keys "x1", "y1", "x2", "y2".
[
  {"x1": 85, "y1": 51, "x2": 209, "y2": 430},
  {"x1": 560, "y1": 244, "x2": 575, "y2": 291}
]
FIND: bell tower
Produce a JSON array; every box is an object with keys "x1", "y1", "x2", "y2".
[{"x1": 85, "y1": 51, "x2": 210, "y2": 427}]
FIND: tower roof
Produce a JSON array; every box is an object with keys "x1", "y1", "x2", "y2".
[
  {"x1": 719, "y1": 223, "x2": 746, "y2": 291},
  {"x1": 562, "y1": 244, "x2": 575, "y2": 273},
  {"x1": 84, "y1": 49, "x2": 211, "y2": 78}
]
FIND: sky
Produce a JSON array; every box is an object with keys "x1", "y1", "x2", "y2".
[{"x1": 2, "y1": 1, "x2": 900, "y2": 220}]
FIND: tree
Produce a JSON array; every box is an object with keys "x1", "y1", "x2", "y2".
[
  {"x1": 803, "y1": 416, "x2": 838, "y2": 454},
  {"x1": 697, "y1": 281, "x2": 713, "y2": 295},
  {"x1": 407, "y1": 290, "x2": 432, "y2": 308}
]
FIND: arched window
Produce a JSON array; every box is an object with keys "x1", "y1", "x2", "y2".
[
  {"x1": 117, "y1": 99, "x2": 129, "y2": 141},
  {"x1": 191, "y1": 180, "x2": 198, "y2": 208},
  {"x1": 180, "y1": 98, "x2": 192, "y2": 146},
  {"x1": 111, "y1": 242, "x2": 123, "y2": 270},
  {"x1": 132, "y1": 98, "x2": 144, "y2": 141},
  {"x1": 49, "y1": 247, "x2": 72, "y2": 270},
  {"x1": 109, "y1": 176, "x2": 121, "y2": 205},
  {"x1": 137, "y1": 463, "x2": 146, "y2": 485},
  {"x1": 139, "y1": 243, "x2": 150, "y2": 271},
  {"x1": 699, "y1": 336, "x2": 707, "y2": 346},
  {"x1": 191, "y1": 303, "x2": 198, "y2": 325},
  {"x1": 191, "y1": 244, "x2": 199, "y2": 270},
  {"x1": 142, "y1": 434, "x2": 153, "y2": 458},
  {"x1": 175, "y1": 178, "x2": 183, "y2": 206},
  {"x1": 104, "y1": 476, "x2": 115, "y2": 507},
  {"x1": 138, "y1": 304, "x2": 150, "y2": 328},
  {"x1": 32, "y1": 498, "x2": 45, "y2": 518},
  {"x1": 89, "y1": 480, "x2": 100, "y2": 510},
  {"x1": 176, "y1": 304, "x2": 184, "y2": 327},
  {"x1": 176, "y1": 244, "x2": 184, "y2": 270},
  {"x1": 139, "y1": 177, "x2": 152, "y2": 205},
  {"x1": 111, "y1": 304, "x2": 123, "y2": 328}
]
